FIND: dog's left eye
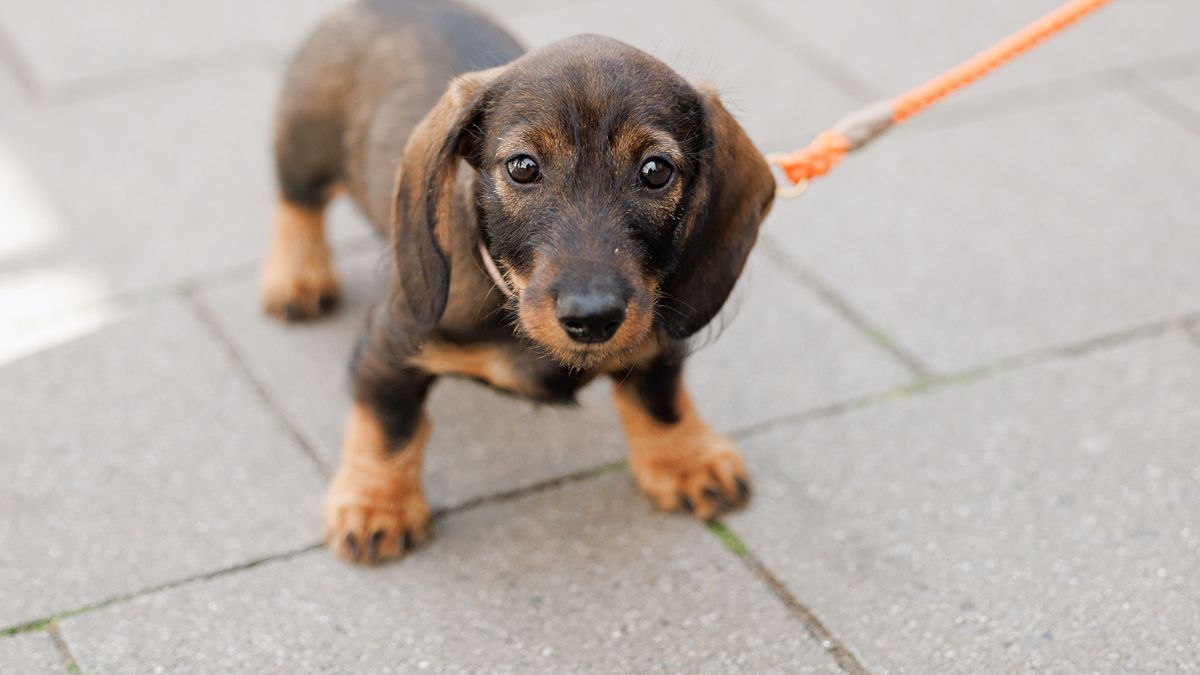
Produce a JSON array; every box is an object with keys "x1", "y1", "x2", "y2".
[{"x1": 639, "y1": 158, "x2": 674, "y2": 189}]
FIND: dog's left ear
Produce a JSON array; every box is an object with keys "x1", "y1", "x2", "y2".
[
  {"x1": 660, "y1": 85, "x2": 776, "y2": 340},
  {"x1": 389, "y1": 66, "x2": 506, "y2": 347}
]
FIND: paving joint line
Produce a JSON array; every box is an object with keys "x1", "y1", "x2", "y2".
[
  {"x1": 46, "y1": 623, "x2": 82, "y2": 675},
  {"x1": 898, "y1": 49, "x2": 1200, "y2": 137},
  {"x1": 3, "y1": 234, "x2": 378, "y2": 353},
  {"x1": 185, "y1": 289, "x2": 334, "y2": 478},
  {"x1": 1183, "y1": 322, "x2": 1200, "y2": 350},
  {"x1": 2, "y1": 263, "x2": 260, "y2": 337},
  {"x1": 722, "y1": 0, "x2": 880, "y2": 103},
  {"x1": 705, "y1": 521, "x2": 870, "y2": 674},
  {"x1": 0, "y1": 462, "x2": 631, "y2": 636},
  {"x1": 0, "y1": 20, "x2": 42, "y2": 97},
  {"x1": 758, "y1": 238, "x2": 933, "y2": 379},
  {"x1": 732, "y1": 308, "x2": 1200, "y2": 442},
  {"x1": 41, "y1": 45, "x2": 283, "y2": 105},
  {"x1": 751, "y1": 47, "x2": 1200, "y2": 152},
  {"x1": 898, "y1": 69, "x2": 1132, "y2": 137},
  {"x1": 0, "y1": 544, "x2": 321, "y2": 638},
  {"x1": 431, "y1": 460, "x2": 627, "y2": 522},
  {"x1": 1123, "y1": 72, "x2": 1200, "y2": 140}
]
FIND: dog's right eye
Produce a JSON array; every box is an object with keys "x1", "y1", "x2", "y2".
[{"x1": 506, "y1": 155, "x2": 541, "y2": 184}]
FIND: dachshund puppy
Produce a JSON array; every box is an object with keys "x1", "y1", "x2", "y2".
[{"x1": 261, "y1": 0, "x2": 775, "y2": 564}]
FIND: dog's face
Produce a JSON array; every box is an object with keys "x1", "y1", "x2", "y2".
[
  {"x1": 391, "y1": 35, "x2": 776, "y2": 369},
  {"x1": 470, "y1": 40, "x2": 707, "y2": 369}
]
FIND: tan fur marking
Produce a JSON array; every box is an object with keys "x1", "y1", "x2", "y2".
[
  {"x1": 323, "y1": 403, "x2": 431, "y2": 564},
  {"x1": 610, "y1": 124, "x2": 683, "y2": 166},
  {"x1": 260, "y1": 197, "x2": 340, "y2": 320},
  {"x1": 408, "y1": 342, "x2": 540, "y2": 396},
  {"x1": 597, "y1": 337, "x2": 662, "y2": 375},
  {"x1": 515, "y1": 255, "x2": 659, "y2": 371},
  {"x1": 495, "y1": 124, "x2": 570, "y2": 164},
  {"x1": 507, "y1": 268, "x2": 530, "y2": 294},
  {"x1": 613, "y1": 383, "x2": 750, "y2": 520}
]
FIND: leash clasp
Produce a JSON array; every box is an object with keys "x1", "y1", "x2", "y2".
[{"x1": 766, "y1": 152, "x2": 810, "y2": 199}]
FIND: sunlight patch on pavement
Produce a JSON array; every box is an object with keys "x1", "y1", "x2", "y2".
[
  {"x1": 0, "y1": 267, "x2": 119, "y2": 367},
  {"x1": 0, "y1": 138, "x2": 61, "y2": 261},
  {"x1": 0, "y1": 138, "x2": 120, "y2": 366}
]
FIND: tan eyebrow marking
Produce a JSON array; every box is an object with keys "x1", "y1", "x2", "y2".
[
  {"x1": 495, "y1": 124, "x2": 571, "y2": 162},
  {"x1": 611, "y1": 124, "x2": 683, "y2": 164}
]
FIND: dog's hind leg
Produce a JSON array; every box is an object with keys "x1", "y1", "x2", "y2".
[
  {"x1": 260, "y1": 194, "x2": 340, "y2": 321},
  {"x1": 260, "y1": 32, "x2": 349, "y2": 321}
]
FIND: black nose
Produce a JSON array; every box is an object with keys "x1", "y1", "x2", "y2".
[{"x1": 555, "y1": 290, "x2": 626, "y2": 344}]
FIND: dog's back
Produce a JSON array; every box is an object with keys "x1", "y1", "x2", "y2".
[{"x1": 275, "y1": 0, "x2": 523, "y2": 228}]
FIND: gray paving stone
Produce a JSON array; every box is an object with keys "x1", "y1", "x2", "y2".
[
  {"x1": 0, "y1": 56, "x2": 24, "y2": 106},
  {"x1": 60, "y1": 473, "x2": 840, "y2": 674},
  {"x1": 726, "y1": 333, "x2": 1200, "y2": 673},
  {"x1": 0, "y1": 299, "x2": 325, "y2": 629},
  {"x1": 0, "y1": 632, "x2": 65, "y2": 674},
  {"x1": 195, "y1": 249, "x2": 629, "y2": 509},
  {"x1": 499, "y1": 0, "x2": 857, "y2": 145},
  {"x1": 1153, "y1": 73, "x2": 1200, "y2": 119},
  {"x1": 0, "y1": 0, "x2": 601, "y2": 95},
  {"x1": 0, "y1": 64, "x2": 372, "y2": 331},
  {"x1": 767, "y1": 91, "x2": 1200, "y2": 374},
  {"x1": 747, "y1": 0, "x2": 1200, "y2": 103},
  {"x1": 0, "y1": 0, "x2": 339, "y2": 92},
  {"x1": 689, "y1": 250, "x2": 913, "y2": 433}
]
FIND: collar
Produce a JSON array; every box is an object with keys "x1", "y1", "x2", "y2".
[{"x1": 478, "y1": 240, "x2": 515, "y2": 299}]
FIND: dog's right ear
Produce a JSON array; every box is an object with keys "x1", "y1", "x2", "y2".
[{"x1": 389, "y1": 66, "x2": 506, "y2": 348}]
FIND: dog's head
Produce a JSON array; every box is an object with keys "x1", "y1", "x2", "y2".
[{"x1": 392, "y1": 35, "x2": 775, "y2": 369}]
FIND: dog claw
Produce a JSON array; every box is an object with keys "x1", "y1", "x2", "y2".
[
  {"x1": 735, "y1": 477, "x2": 751, "y2": 501},
  {"x1": 702, "y1": 485, "x2": 735, "y2": 509},
  {"x1": 367, "y1": 530, "x2": 385, "y2": 562},
  {"x1": 345, "y1": 532, "x2": 360, "y2": 561}
]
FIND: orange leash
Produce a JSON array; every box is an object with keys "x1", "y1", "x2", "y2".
[{"x1": 769, "y1": 0, "x2": 1113, "y2": 197}]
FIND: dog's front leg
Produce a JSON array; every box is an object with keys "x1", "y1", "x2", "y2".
[
  {"x1": 323, "y1": 325, "x2": 436, "y2": 564},
  {"x1": 612, "y1": 356, "x2": 751, "y2": 520}
]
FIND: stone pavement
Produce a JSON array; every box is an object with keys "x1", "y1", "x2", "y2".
[{"x1": 2, "y1": 0, "x2": 1198, "y2": 672}]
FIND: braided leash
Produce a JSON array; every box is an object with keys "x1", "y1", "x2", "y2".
[{"x1": 769, "y1": 0, "x2": 1113, "y2": 198}]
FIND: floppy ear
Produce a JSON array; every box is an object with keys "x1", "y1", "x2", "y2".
[
  {"x1": 389, "y1": 67, "x2": 505, "y2": 345},
  {"x1": 660, "y1": 85, "x2": 776, "y2": 340}
]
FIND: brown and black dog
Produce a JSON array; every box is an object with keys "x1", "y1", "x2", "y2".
[{"x1": 261, "y1": 0, "x2": 775, "y2": 564}]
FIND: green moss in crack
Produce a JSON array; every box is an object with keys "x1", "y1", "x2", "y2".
[{"x1": 707, "y1": 520, "x2": 749, "y2": 557}]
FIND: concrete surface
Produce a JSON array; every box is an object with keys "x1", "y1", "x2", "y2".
[
  {"x1": 0, "y1": 632, "x2": 67, "y2": 674},
  {"x1": 1, "y1": 0, "x2": 1198, "y2": 672},
  {"x1": 60, "y1": 474, "x2": 841, "y2": 674},
  {"x1": 0, "y1": 300, "x2": 325, "y2": 629},
  {"x1": 767, "y1": 90, "x2": 1200, "y2": 374},
  {"x1": 727, "y1": 334, "x2": 1200, "y2": 672}
]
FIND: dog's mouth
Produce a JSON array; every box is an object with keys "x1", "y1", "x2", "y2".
[
  {"x1": 518, "y1": 307, "x2": 653, "y2": 370},
  {"x1": 513, "y1": 288, "x2": 656, "y2": 372},
  {"x1": 481, "y1": 248, "x2": 659, "y2": 370},
  {"x1": 554, "y1": 339, "x2": 644, "y2": 370}
]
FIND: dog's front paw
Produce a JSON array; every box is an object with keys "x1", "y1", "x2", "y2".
[
  {"x1": 630, "y1": 434, "x2": 751, "y2": 520},
  {"x1": 322, "y1": 467, "x2": 430, "y2": 565}
]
